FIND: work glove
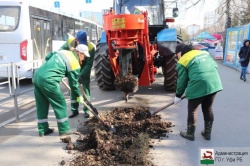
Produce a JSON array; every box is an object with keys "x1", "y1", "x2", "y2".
[
  {"x1": 174, "y1": 96, "x2": 182, "y2": 104},
  {"x1": 78, "y1": 76, "x2": 83, "y2": 84},
  {"x1": 77, "y1": 96, "x2": 84, "y2": 104}
]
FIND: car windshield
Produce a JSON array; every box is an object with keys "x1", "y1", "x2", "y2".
[
  {"x1": 0, "y1": 7, "x2": 20, "y2": 31},
  {"x1": 114, "y1": 0, "x2": 164, "y2": 25}
]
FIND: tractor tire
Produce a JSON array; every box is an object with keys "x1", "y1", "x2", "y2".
[
  {"x1": 162, "y1": 35, "x2": 183, "y2": 92},
  {"x1": 162, "y1": 55, "x2": 178, "y2": 92},
  {"x1": 93, "y1": 43, "x2": 116, "y2": 91}
]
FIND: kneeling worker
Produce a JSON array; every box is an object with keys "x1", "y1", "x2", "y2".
[{"x1": 34, "y1": 44, "x2": 90, "y2": 136}]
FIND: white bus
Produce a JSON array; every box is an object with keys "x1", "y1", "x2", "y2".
[{"x1": 0, "y1": 1, "x2": 102, "y2": 78}]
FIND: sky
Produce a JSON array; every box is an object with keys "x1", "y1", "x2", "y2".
[
  {"x1": 28, "y1": 0, "x2": 219, "y2": 27},
  {"x1": 174, "y1": 0, "x2": 220, "y2": 28}
]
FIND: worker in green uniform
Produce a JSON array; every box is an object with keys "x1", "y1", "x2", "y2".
[
  {"x1": 174, "y1": 43, "x2": 223, "y2": 141},
  {"x1": 65, "y1": 30, "x2": 96, "y2": 119},
  {"x1": 59, "y1": 34, "x2": 80, "y2": 118},
  {"x1": 60, "y1": 34, "x2": 77, "y2": 51},
  {"x1": 34, "y1": 44, "x2": 90, "y2": 137},
  {"x1": 60, "y1": 30, "x2": 94, "y2": 118}
]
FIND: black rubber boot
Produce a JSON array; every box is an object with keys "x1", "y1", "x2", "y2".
[
  {"x1": 39, "y1": 128, "x2": 54, "y2": 137},
  {"x1": 68, "y1": 111, "x2": 79, "y2": 118},
  {"x1": 201, "y1": 121, "x2": 213, "y2": 140},
  {"x1": 180, "y1": 122, "x2": 196, "y2": 141}
]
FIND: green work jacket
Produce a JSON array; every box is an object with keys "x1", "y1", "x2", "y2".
[
  {"x1": 59, "y1": 36, "x2": 77, "y2": 51},
  {"x1": 79, "y1": 41, "x2": 95, "y2": 79},
  {"x1": 37, "y1": 50, "x2": 81, "y2": 97},
  {"x1": 176, "y1": 50, "x2": 223, "y2": 99}
]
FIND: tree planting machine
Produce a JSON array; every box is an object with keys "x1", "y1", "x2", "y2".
[{"x1": 94, "y1": 0, "x2": 182, "y2": 101}]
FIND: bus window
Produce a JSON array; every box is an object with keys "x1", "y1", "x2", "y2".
[
  {"x1": 0, "y1": 7, "x2": 20, "y2": 31},
  {"x1": 63, "y1": 16, "x2": 74, "y2": 41},
  {"x1": 75, "y1": 20, "x2": 84, "y2": 36},
  {"x1": 97, "y1": 25, "x2": 103, "y2": 41},
  {"x1": 32, "y1": 19, "x2": 42, "y2": 60},
  {"x1": 90, "y1": 24, "x2": 97, "y2": 44},
  {"x1": 44, "y1": 21, "x2": 51, "y2": 56},
  {"x1": 84, "y1": 22, "x2": 92, "y2": 40},
  {"x1": 52, "y1": 14, "x2": 62, "y2": 40}
]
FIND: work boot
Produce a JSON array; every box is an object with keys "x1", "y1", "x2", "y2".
[
  {"x1": 39, "y1": 128, "x2": 55, "y2": 137},
  {"x1": 84, "y1": 112, "x2": 90, "y2": 118},
  {"x1": 68, "y1": 111, "x2": 79, "y2": 118},
  {"x1": 180, "y1": 122, "x2": 196, "y2": 141},
  {"x1": 201, "y1": 121, "x2": 213, "y2": 140},
  {"x1": 83, "y1": 108, "x2": 90, "y2": 118}
]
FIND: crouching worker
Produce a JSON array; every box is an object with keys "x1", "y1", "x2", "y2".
[
  {"x1": 174, "y1": 44, "x2": 223, "y2": 141},
  {"x1": 34, "y1": 44, "x2": 90, "y2": 137}
]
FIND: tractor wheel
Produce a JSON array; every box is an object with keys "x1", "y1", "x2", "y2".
[
  {"x1": 163, "y1": 35, "x2": 183, "y2": 92},
  {"x1": 93, "y1": 43, "x2": 116, "y2": 91},
  {"x1": 162, "y1": 55, "x2": 178, "y2": 92}
]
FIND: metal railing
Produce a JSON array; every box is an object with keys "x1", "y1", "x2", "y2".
[{"x1": 0, "y1": 60, "x2": 43, "y2": 122}]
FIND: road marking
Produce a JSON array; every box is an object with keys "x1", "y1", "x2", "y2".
[
  {"x1": 0, "y1": 107, "x2": 36, "y2": 128},
  {"x1": 0, "y1": 92, "x2": 71, "y2": 128}
]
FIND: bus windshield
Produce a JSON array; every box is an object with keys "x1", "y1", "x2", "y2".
[
  {"x1": 114, "y1": 0, "x2": 164, "y2": 25},
  {"x1": 0, "y1": 7, "x2": 20, "y2": 31}
]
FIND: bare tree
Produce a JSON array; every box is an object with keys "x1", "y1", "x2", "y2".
[{"x1": 240, "y1": 0, "x2": 250, "y2": 25}]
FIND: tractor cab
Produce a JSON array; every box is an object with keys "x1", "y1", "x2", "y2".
[{"x1": 113, "y1": 0, "x2": 169, "y2": 42}]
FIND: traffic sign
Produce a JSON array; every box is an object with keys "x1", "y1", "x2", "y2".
[{"x1": 54, "y1": 1, "x2": 60, "y2": 8}]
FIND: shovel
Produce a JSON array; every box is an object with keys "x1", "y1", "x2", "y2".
[
  {"x1": 61, "y1": 80, "x2": 99, "y2": 115},
  {"x1": 150, "y1": 96, "x2": 186, "y2": 115},
  {"x1": 78, "y1": 83, "x2": 116, "y2": 132},
  {"x1": 61, "y1": 80, "x2": 116, "y2": 132}
]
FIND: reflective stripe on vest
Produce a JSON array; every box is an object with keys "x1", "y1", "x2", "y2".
[
  {"x1": 178, "y1": 50, "x2": 209, "y2": 67},
  {"x1": 87, "y1": 41, "x2": 94, "y2": 52},
  {"x1": 58, "y1": 50, "x2": 80, "y2": 71}
]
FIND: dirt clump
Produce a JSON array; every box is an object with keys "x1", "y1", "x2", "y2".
[
  {"x1": 114, "y1": 74, "x2": 138, "y2": 94},
  {"x1": 114, "y1": 65, "x2": 138, "y2": 102},
  {"x1": 60, "y1": 136, "x2": 71, "y2": 143},
  {"x1": 63, "y1": 107, "x2": 173, "y2": 166}
]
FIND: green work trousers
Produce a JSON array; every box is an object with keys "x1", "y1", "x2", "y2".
[
  {"x1": 71, "y1": 77, "x2": 90, "y2": 114},
  {"x1": 34, "y1": 80, "x2": 70, "y2": 135}
]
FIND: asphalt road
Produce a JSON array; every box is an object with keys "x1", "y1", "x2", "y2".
[{"x1": 0, "y1": 60, "x2": 250, "y2": 166}]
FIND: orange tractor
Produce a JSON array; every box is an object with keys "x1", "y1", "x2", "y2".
[{"x1": 94, "y1": 0, "x2": 182, "y2": 101}]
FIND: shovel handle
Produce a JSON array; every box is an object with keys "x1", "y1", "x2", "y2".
[
  {"x1": 151, "y1": 96, "x2": 186, "y2": 115},
  {"x1": 77, "y1": 83, "x2": 99, "y2": 115},
  {"x1": 62, "y1": 80, "x2": 71, "y2": 90},
  {"x1": 78, "y1": 83, "x2": 111, "y2": 128},
  {"x1": 62, "y1": 80, "x2": 98, "y2": 114}
]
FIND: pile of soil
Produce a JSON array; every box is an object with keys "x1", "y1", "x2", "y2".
[{"x1": 61, "y1": 107, "x2": 173, "y2": 166}]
